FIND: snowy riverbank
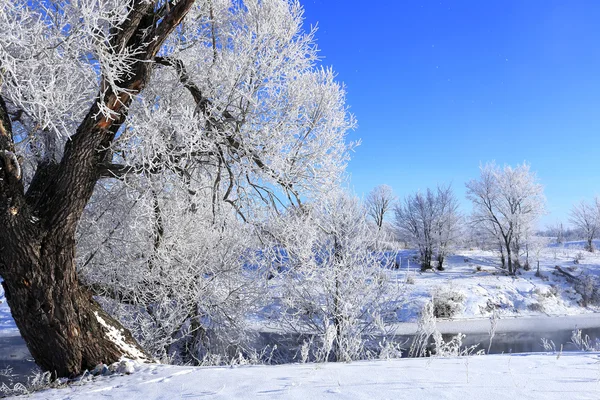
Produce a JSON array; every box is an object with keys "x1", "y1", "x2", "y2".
[{"x1": 19, "y1": 352, "x2": 600, "y2": 399}]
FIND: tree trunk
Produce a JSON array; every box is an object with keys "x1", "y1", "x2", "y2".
[
  {"x1": 0, "y1": 0, "x2": 197, "y2": 377},
  {"x1": 586, "y1": 238, "x2": 594, "y2": 253},
  {"x1": 436, "y1": 253, "x2": 445, "y2": 271},
  {"x1": 332, "y1": 236, "x2": 344, "y2": 362},
  {"x1": 506, "y1": 245, "x2": 514, "y2": 275},
  {"x1": 1, "y1": 231, "x2": 149, "y2": 377},
  {"x1": 420, "y1": 250, "x2": 431, "y2": 271}
]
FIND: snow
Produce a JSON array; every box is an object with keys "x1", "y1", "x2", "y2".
[
  {"x1": 0, "y1": 280, "x2": 18, "y2": 338},
  {"x1": 388, "y1": 245, "x2": 600, "y2": 323},
  {"x1": 94, "y1": 312, "x2": 148, "y2": 362},
  {"x1": 21, "y1": 353, "x2": 600, "y2": 399}
]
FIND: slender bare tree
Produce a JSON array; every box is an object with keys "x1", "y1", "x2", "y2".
[
  {"x1": 433, "y1": 185, "x2": 461, "y2": 270},
  {"x1": 569, "y1": 199, "x2": 599, "y2": 252},
  {"x1": 466, "y1": 162, "x2": 545, "y2": 275},
  {"x1": 365, "y1": 184, "x2": 396, "y2": 231}
]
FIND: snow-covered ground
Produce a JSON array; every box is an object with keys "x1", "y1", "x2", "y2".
[
  {"x1": 390, "y1": 243, "x2": 600, "y2": 323},
  {"x1": 18, "y1": 352, "x2": 600, "y2": 399}
]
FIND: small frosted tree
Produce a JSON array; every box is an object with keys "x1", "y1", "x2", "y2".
[
  {"x1": 365, "y1": 184, "x2": 396, "y2": 231},
  {"x1": 395, "y1": 190, "x2": 436, "y2": 270},
  {"x1": 432, "y1": 185, "x2": 461, "y2": 270},
  {"x1": 569, "y1": 199, "x2": 599, "y2": 252},
  {"x1": 556, "y1": 222, "x2": 566, "y2": 245},
  {"x1": 466, "y1": 162, "x2": 545, "y2": 275},
  {"x1": 394, "y1": 185, "x2": 461, "y2": 271},
  {"x1": 266, "y1": 191, "x2": 401, "y2": 362}
]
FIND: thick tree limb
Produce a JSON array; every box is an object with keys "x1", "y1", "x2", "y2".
[
  {"x1": 156, "y1": 55, "x2": 301, "y2": 205},
  {"x1": 554, "y1": 266, "x2": 581, "y2": 283},
  {"x1": 34, "y1": 0, "x2": 197, "y2": 236}
]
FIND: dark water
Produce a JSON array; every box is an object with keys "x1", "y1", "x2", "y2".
[
  {"x1": 256, "y1": 326, "x2": 600, "y2": 362},
  {"x1": 0, "y1": 335, "x2": 40, "y2": 389},
  {"x1": 449, "y1": 327, "x2": 600, "y2": 354},
  {"x1": 396, "y1": 326, "x2": 600, "y2": 355}
]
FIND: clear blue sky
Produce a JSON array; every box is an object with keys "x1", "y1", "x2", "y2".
[{"x1": 301, "y1": 0, "x2": 600, "y2": 227}]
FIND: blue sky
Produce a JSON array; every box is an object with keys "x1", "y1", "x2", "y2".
[{"x1": 301, "y1": 0, "x2": 600, "y2": 227}]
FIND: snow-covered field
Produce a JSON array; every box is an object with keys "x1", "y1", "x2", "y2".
[
  {"x1": 390, "y1": 243, "x2": 600, "y2": 323},
  {"x1": 18, "y1": 353, "x2": 600, "y2": 399}
]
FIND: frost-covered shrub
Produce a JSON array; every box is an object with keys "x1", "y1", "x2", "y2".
[
  {"x1": 432, "y1": 286, "x2": 465, "y2": 319},
  {"x1": 574, "y1": 274, "x2": 600, "y2": 307},
  {"x1": 409, "y1": 300, "x2": 438, "y2": 357},
  {"x1": 570, "y1": 329, "x2": 600, "y2": 351},
  {"x1": 528, "y1": 286, "x2": 559, "y2": 313},
  {"x1": 409, "y1": 300, "x2": 481, "y2": 358},
  {"x1": 265, "y1": 191, "x2": 404, "y2": 362},
  {"x1": 0, "y1": 370, "x2": 59, "y2": 397},
  {"x1": 540, "y1": 337, "x2": 557, "y2": 353}
]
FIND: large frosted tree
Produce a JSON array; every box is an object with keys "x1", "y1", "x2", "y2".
[
  {"x1": 0, "y1": 0, "x2": 354, "y2": 376},
  {"x1": 466, "y1": 163, "x2": 545, "y2": 275}
]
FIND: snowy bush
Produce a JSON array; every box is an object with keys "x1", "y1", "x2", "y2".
[
  {"x1": 431, "y1": 286, "x2": 465, "y2": 319},
  {"x1": 573, "y1": 274, "x2": 600, "y2": 307},
  {"x1": 570, "y1": 329, "x2": 600, "y2": 352},
  {"x1": 409, "y1": 300, "x2": 481, "y2": 358},
  {"x1": 528, "y1": 286, "x2": 559, "y2": 313},
  {"x1": 540, "y1": 338, "x2": 558, "y2": 353},
  {"x1": 0, "y1": 370, "x2": 58, "y2": 397},
  {"x1": 265, "y1": 191, "x2": 404, "y2": 362}
]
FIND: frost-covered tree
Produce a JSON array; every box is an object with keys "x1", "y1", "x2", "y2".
[
  {"x1": 395, "y1": 190, "x2": 436, "y2": 270},
  {"x1": 0, "y1": 0, "x2": 354, "y2": 376},
  {"x1": 569, "y1": 199, "x2": 599, "y2": 252},
  {"x1": 545, "y1": 222, "x2": 567, "y2": 245},
  {"x1": 466, "y1": 163, "x2": 545, "y2": 275},
  {"x1": 432, "y1": 185, "x2": 461, "y2": 270},
  {"x1": 394, "y1": 185, "x2": 461, "y2": 271},
  {"x1": 78, "y1": 180, "x2": 267, "y2": 365},
  {"x1": 365, "y1": 184, "x2": 396, "y2": 231},
  {"x1": 265, "y1": 192, "x2": 400, "y2": 362}
]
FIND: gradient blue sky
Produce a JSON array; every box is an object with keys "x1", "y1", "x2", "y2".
[{"x1": 301, "y1": 0, "x2": 600, "y2": 227}]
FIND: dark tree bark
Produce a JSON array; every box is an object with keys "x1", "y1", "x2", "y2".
[
  {"x1": 436, "y1": 254, "x2": 445, "y2": 271},
  {"x1": 499, "y1": 245, "x2": 506, "y2": 269},
  {"x1": 0, "y1": 0, "x2": 196, "y2": 377},
  {"x1": 420, "y1": 247, "x2": 433, "y2": 271},
  {"x1": 505, "y1": 238, "x2": 514, "y2": 275}
]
